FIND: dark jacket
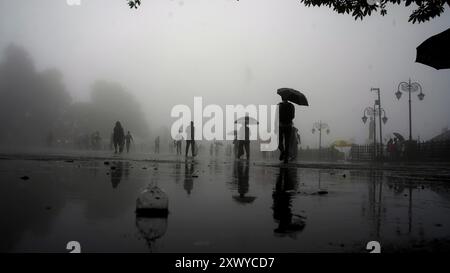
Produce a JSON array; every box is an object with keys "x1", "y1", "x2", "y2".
[{"x1": 279, "y1": 101, "x2": 295, "y2": 126}]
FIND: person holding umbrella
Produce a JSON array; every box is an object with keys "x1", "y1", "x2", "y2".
[
  {"x1": 277, "y1": 88, "x2": 309, "y2": 163},
  {"x1": 235, "y1": 116, "x2": 258, "y2": 160},
  {"x1": 278, "y1": 95, "x2": 295, "y2": 163}
]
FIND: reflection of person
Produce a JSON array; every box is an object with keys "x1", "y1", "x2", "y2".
[
  {"x1": 125, "y1": 131, "x2": 133, "y2": 153},
  {"x1": 184, "y1": 163, "x2": 194, "y2": 195},
  {"x1": 278, "y1": 95, "x2": 295, "y2": 163},
  {"x1": 233, "y1": 131, "x2": 239, "y2": 158},
  {"x1": 110, "y1": 162, "x2": 123, "y2": 189},
  {"x1": 185, "y1": 121, "x2": 195, "y2": 157},
  {"x1": 113, "y1": 121, "x2": 125, "y2": 154},
  {"x1": 272, "y1": 167, "x2": 305, "y2": 234},
  {"x1": 237, "y1": 162, "x2": 249, "y2": 198}
]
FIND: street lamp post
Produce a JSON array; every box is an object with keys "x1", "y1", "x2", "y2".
[
  {"x1": 362, "y1": 106, "x2": 388, "y2": 159},
  {"x1": 312, "y1": 121, "x2": 330, "y2": 150},
  {"x1": 371, "y1": 88, "x2": 384, "y2": 157},
  {"x1": 395, "y1": 79, "x2": 425, "y2": 141}
]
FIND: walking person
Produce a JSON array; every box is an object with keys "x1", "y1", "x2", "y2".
[
  {"x1": 125, "y1": 131, "x2": 134, "y2": 153},
  {"x1": 185, "y1": 121, "x2": 195, "y2": 157},
  {"x1": 237, "y1": 116, "x2": 251, "y2": 160},
  {"x1": 174, "y1": 128, "x2": 183, "y2": 155},
  {"x1": 113, "y1": 121, "x2": 125, "y2": 154},
  {"x1": 278, "y1": 94, "x2": 295, "y2": 163}
]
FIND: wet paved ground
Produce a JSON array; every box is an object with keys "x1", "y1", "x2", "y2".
[{"x1": 1, "y1": 151, "x2": 450, "y2": 253}]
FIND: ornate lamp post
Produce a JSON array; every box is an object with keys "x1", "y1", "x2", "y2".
[
  {"x1": 371, "y1": 88, "x2": 385, "y2": 157},
  {"x1": 312, "y1": 121, "x2": 330, "y2": 150},
  {"x1": 362, "y1": 106, "x2": 388, "y2": 159},
  {"x1": 395, "y1": 79, "x2": 425, "y2": 141}
]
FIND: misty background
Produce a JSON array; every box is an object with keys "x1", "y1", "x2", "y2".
[{"x1": 0, "y1": 0, "x2": 449, "y2": 149}]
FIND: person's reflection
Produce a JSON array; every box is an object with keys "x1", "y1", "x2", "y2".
[
  {"x1": 232, "y1": 161, "x2": 256, "y2": 204},
  {"x1": 110, "y1": 161, "x2": 123, "y2": 189},
  {"x1": 174, "y1": 162, "x2": 181, "y2": 184},
  {"x1": 272, "y1": 167, "x2": 305, "y2": 235},
  {"x1": 184, "y1": 162, "x2": 194, "y2": 195}
]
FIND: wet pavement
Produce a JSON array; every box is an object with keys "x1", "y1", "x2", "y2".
[{"x1": 1, "y1": 151, "x2": 450, "y2": 253}]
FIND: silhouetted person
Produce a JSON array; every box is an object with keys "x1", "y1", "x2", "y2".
[
  {"x1": 238, "y1": 117, "x2": 250, "y2": 160},
  {"x1": 125, "y1": 131, "x2": 133, "y2": 153},
  {"x1": 184, "y1": 162, "x2": 194, "y2": 195},
  {"x1": 278, "y1": 95, "x2": 295, "y2": 163},
  {"x1": 174, "y1": 128, "x2": 183, "y2": 155},
  {"x1": 113, "y1": 121, "x2": 125, "y2": 154},
  {"x1": 185, "y1": 121, "x2": 195, "y2": 157},
  {"x1": 154, "y1": 136, "x2": 160, "y2": 154}
]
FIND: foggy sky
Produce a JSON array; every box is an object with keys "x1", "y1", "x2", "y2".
[{"x1": 1, "y1": 0, "x2": 449, "y2": 147}]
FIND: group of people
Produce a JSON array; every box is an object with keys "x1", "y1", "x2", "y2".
[
  {"x1": 112, "y1": 121, "x2": 134, "y2": 154},
  {"x1": 168, "y1": 95, "x2": 299, "y2": 163},
  {"x1": 386, "y1": 137, "x2": 405, "y2": 160}
]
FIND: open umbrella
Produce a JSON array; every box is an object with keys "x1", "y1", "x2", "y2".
[
  {"x1": 393, "y1": 132, "x2": 405, "y2": 142},
  {"x1": 277, "y1": 88, "x2": 309, "y2": 106},
  {"x1": 416, "y1": 28, "x2": 450, "y2": 70},
  {"x1": 234, "y1": 116, "x2": 259, "y2": 125}
]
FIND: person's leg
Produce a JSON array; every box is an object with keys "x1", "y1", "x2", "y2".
[
  {"x1": 185, "y1": 141, "x2": 190, "y2": 156},
  {"x1": 237, "y1": 141, "x2": 244, "y2": 159},
  {"x1": 191, "y1": 141, "x2": 196, "y2": 156},
  {"x1": 245, "y1": 141, "x2": 250, "y2": 160},
  {"x1": 279, "y1": 126, "x2": 286, "y2": 160}
]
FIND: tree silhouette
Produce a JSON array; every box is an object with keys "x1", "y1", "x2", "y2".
[
  {"x1": 125, "y1": 0, "x2": 450, "y2": 23},
  {"x1": 0, "y1": 44, "x2": 71, "y2": 146}
]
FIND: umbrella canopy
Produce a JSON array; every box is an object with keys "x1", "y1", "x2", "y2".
[
  {"x1": 277, "y1": 88, "x2": 309, "y2": 106},
  {"x1": 234, "y1": 116, "x2": 259, "y2": 125},
  {"x1": 393, "y1": 132, "x2": 405, "y2": 142},
  {"x1": 331, "y1": 140, "x2": 353, "y2": 147},
  {"x1": 416, "y1": 28, "x2": 450, "y2": 70}
]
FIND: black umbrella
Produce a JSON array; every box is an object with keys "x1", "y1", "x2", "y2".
[
  {"x1": 416, "y1": 28, "x2": 450, "y2": 70},
  {"x1": 234, "y1": 116, "x2": 259, "y2": 125},
  {"x1": 393, "y1": 132, "x2": 405, "y2": 142},
  {"x1": 277, "y1": 88, "x2": 309, "y2": 106}
]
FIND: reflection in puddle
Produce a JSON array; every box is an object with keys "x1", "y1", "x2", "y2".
[
  {"x1": 136, "y1": 217, "x2": 168, "y2": 252},
  {"x1": 1, "y1": 158, "x2": 450, "y2": 252},
  {"x1": 272, "y1": 167, "x2": 306, "y2": 237},
  {"x1": 232, "y1": 161, "x2": 257, "y2": 204}
]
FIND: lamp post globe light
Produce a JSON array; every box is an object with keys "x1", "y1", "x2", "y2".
[
  {"x1": 362, "y1": 106, "x2": 388, "y2": 159},
  {"x1": 395, "y1": 79, "x2": 425, "y2": 141}
]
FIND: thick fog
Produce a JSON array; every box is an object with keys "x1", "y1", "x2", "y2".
[{"x1": 0, "y1": 0, "x2": 449, "y2": 149}]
